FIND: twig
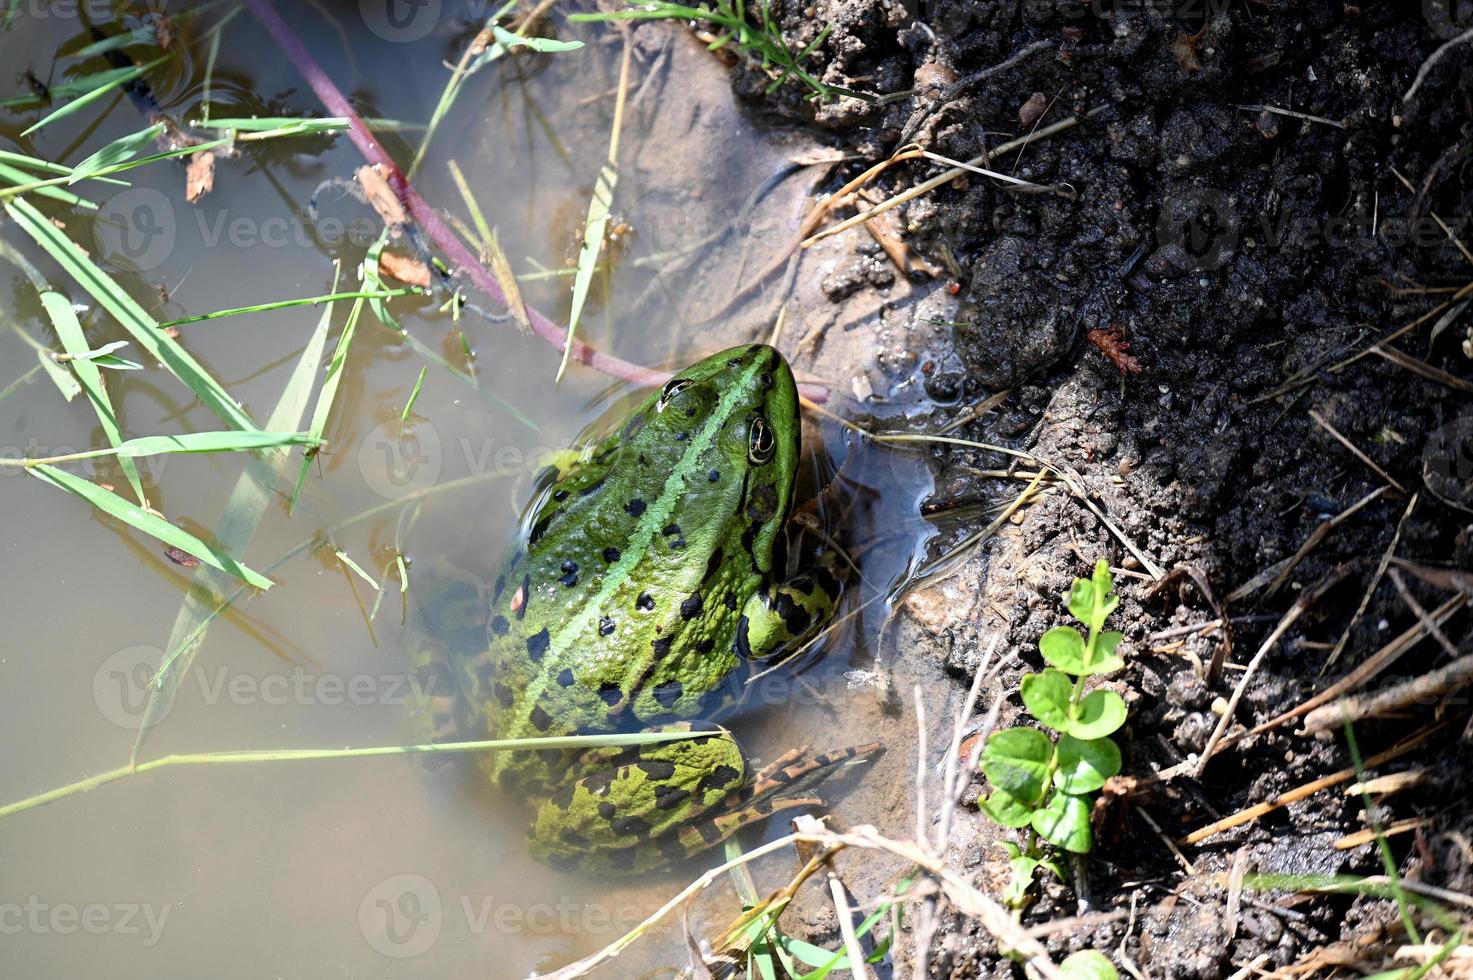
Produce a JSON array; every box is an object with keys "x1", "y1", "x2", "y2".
[
  {"x1": 1322, "y1": 494, "x2": 1417, "y2": 672},
  {"x1": 1309, "y1": 410, "x2": 1406, "y2": 492},
  {"x1": 1371, "y1": 343, "x2": 1473, "y2": 393},
  {"x1": 1181, "y1": 718, "x2": 1456, "y2": 845},
  {"x1": 827, "y1": 874, "x2": 871, "y2": 980},
  {"x1": 1388, "y1": 567, "x2": 1462, "y2": 659},
  {"x1": 1194, "y1": 566, "x2": 1353, "y2": 777},
  {"x1": 803, "y1": 108, "x2": 1106, "y2": 247},
  {"x1": 1236, "y1": 104, "x2": 1346, "y2": 129},
  {"x1": 897, "y1": 39, "x2": 1054, "y2": 147},
  {"x1": 1303, "y1": 651, "x2": 1473, "y2": 735},
  {"x1": 1404, "y1": 24, "x2": 1473, "y2": 103}
]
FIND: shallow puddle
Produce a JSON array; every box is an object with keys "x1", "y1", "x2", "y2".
[{"x1": 1, "y1": 6, "x2": 939, "y2": 977}]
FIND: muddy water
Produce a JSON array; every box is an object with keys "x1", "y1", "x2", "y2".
[{"x1": 1, "y1": 7, "x2": 935, "y2": 978}]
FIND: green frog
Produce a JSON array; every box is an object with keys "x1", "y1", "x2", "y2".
[{"x1": 412, "y1": 343, "x2": 876, "y2": 874}]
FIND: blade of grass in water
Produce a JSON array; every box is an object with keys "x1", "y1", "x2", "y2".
[
  {"x1": 192, "y1": 116, "x2": 350, "y2": 133},
  {"x1": 5, "y1": 730, "x2": 706, "y2": 820},
  {"x1": 38, "y1": 289, "x2": 146, "y2": 503},
  {"x1": 401, "y1": 366, "x2": 428, "y2": 425},
  {"x1": 0, "y1": 363, "x2": 43, "y2": 403},
  {"x1": 28, "y1": 464, "x2": 274, "y2": 589},
  {"x1": 0, "y1": 63, "x2": 153, "y2": 110},
  {"x1": 22, "y1": 54, "x2": 173, "y2": 136},
  {"x1": 290, "y1": 296, "x2": 366, "y2": 513},
  {"x1": 67, "y1": 123, "x2": 166, "y2": 182},
  {"x1": 559, "y1": 36, "x2": 632, "y2": 382},
  {"x1": 362, "y1": 231, "x2": 538, "y2": 431},
  {"x1": 5, "y1": 197, "x2": 258, "y2": 432},
  {"x1": 406, "y1": 2, "x2": 587, "y2": 178},
  {"x1": 132, "y1": 272, "x2": 343, "y2": 757},
  {"x1": 10, "y1": 328, "x2": 83, "y2": 402},
  {"x1": 156, "y1": 287, "x2": 418, "y2": 331},
  {"x1": 0, "y1": 161, "x2": 99, "y2": 208},
  {"x1": 1, "y1": 430, "x2": 320, "y2": 467}
]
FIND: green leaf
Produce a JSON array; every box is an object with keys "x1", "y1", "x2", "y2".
[
  {"x1": 0, "y1": 160, "x2": 98, "y2": 208},
  {"x1": 69, "y1": 124, "x2": 166, "y2": 183},
  {"x1": 1021, "y1": 668, "x2": 1072, "y2": 730},
  {"x1": 290, "y1": 297, "x2": 365, "y2": 512},
  {"x1": 104, "y1": 431, "x2": 319, "y2": 457},
  {"x1": 35, "y1": 347, "x2": 82, "y2": 402},
  {"x1": 1031, "y1": 791, "x2": 1093, "y2": 854},
  {"x1": 1094, "y1": 631, "x2": 1125, "y2": 671},
  {"x1": 23, "y1": 54, "x2": 173, "y2": 136},
  {"x1": 1065, "y1": 689, "x2": 1128, "y2": 740},
  {"x1": 560, "y1": 159, "x2": 616, "y2": 382},
  {"x1": 1067, "y1": 559, "x2": 1119, "y2": 628},
  {"x1": 1060, "y1": 950, "x2": 1120, "y2": 980},
  {"x1": 6, "y1": 198, "x2": 259, "y2": 433},
  {"x1": 488, "y1": 23, "x2": 584, "y2": 52},
  {"x1": 981, "y1": 788, "x2": 1034, "y2": 828},
  {"x1": 1054, "y1": 734, "x2": 1121, "y2": 794},
  {"x1": 1002, "y1": 855, "x2": 1042, "y2": 908},
  {"x1": 981, "y1": 727, "x2": 1052, "y2": 802},
  {"x1": 133, "y1": 280, "x2": 341, "y2": 758},
  {"x1": 28, "y1": 464, "x2": 273, "y2": 590},
  {"x1": 1039, "y1": 625, "x2": 1087, "y2": 673}
]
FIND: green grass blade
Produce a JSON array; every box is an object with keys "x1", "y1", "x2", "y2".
[
  {"x1": 39, "y1": 289, "x2": 145, "y2": 502},
  {"x1": 69, "y1": 123, "x2": 166, "y2": 183},
  {"x1": 401, "y1": 366, "x2": 427, "y2": 423},
  {"x1": 34, "y1": 347, "x2": 82, "y2": 401},
  {"x1": 193, "y1": 116, "x2": 349, "y2": 134},
  {"x1": 407, "y1": 0, "x2": 519, "y2": 178},
  {"x1": 5, "y1": 197, "x2": 259, "y2": 432},
  {"x1": 290, "y1": 297, "x2": 366, "y2": 512},
  {"x1": 22, "y1": 54, "x2": 173, "y2": 136},
  {"x1": 132, "y1": 275, "x2": 342, "y2": 758},
  {"x1": 0, "y1": 363, "x2": 43, "y2": 403},
  {"x1": 561, "y1": 161, "x2": 616, "y2": 382},
  {"x1": 69, "y1": 26, "x2": 158, "y2": 59},
  {"x1": 0, "y1": 161, "x2": 99, "y2": 208},
  {"x1": 29, "y1": 464, "x2": 273, "y2": 589}
]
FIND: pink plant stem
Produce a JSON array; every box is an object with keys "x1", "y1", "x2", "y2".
[
  {"x1": 243, "y1": 0, "x2": 663, "y2": 386},
  {"x1": 242, "y1": 0, "x2": 827, "y2": 402}
]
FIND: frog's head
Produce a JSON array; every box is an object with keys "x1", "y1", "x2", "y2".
[{"x1": 620, "y1": 343, "x2": 800, "y2": 575}]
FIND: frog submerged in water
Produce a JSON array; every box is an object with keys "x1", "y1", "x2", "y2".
[{"x1": 414, "y1": 343, "x2": 876, "y2": 874}]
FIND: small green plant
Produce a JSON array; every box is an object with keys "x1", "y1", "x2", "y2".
[
  {"x1": 980, "y1": 559, "x2": 1127, "y2": 908},
  {"x1": 570, "y1": 2, "x2": 841, "y2": 101}
]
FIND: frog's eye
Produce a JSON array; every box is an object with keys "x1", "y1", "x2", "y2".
[
  {"x1": 657, "y1": 378, "x2": 693, "y2": 412},
  {"x1": 748, "y1": 417, "x2": 775, "y2": 465}
]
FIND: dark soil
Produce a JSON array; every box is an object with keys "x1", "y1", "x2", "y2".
[{"x1": 715, "y1": 2, "x2": 1473, "y2": 977}]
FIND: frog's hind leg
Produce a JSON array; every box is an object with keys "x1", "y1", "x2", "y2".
[
  {"x1": 656, "y1": 742, "x2": 884, "y2": 871},
  {"x1": 528, "y1": 722, "x2": 750, "y2": 874}
]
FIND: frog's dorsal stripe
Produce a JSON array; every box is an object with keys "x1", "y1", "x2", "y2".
[{"x1": 505, "y1": 354, "x2": 772, "y2": 739}]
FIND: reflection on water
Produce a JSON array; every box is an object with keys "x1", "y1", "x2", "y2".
[{"x1": 0, "y1": 5, "x2": 937, "y2": 977}]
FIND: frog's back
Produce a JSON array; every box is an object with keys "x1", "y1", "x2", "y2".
[{"x1": 474, "y1": 345, "x2": 801, "y2": 791}]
